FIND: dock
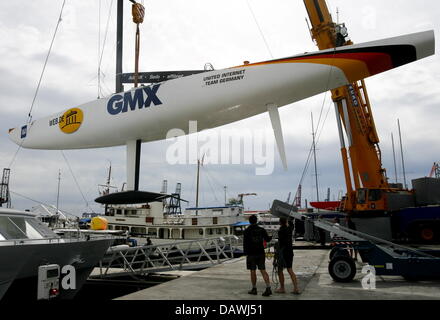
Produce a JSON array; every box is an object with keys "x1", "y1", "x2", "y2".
[{"x1": 115, "y1": 244, "x2": 440, "y2": 300}]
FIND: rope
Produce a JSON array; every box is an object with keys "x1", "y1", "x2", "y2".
[
  {"x1": 61, "y1": 151, "x2": 95, "y2": 213},
  {"x1": 7, "y1": 0, "x2": 66, "y2": 170},
  {"x1": 293, "y1": 49, "x2": 338, "y2": 205},
  {"x1": 246, "y1": 0, "x2": 273, "y2": 59},
  {"x1": 10, "y1": 190, "x2": 79, "y2": 219},
  {"x1": 97, "y1": 0, "x2": 115, "y2": 98},
  {"x1": 98, "y1": 0, "x2": 101, "y2": 98},
  {"x1": 202, "y1": 167, "x2": 221, "y2": 205},
  {"x1": 268, "y1": 230, "x2": 280, "y2": 288},
  {"x1": 132, "y1": 2, "x2": 145, "y2": 87},
  {"x1": 27, "y1": 0, "x2": 66, "y2": 123}
]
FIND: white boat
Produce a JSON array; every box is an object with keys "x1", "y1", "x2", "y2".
[
  {"x1": 8, "y1": 31, "x2": 435, "y2": 153},
  {"x1": 96, "y1": 161, "x2": 249, "y2": 243},
  {"x1": 104, "y1": 202, "x2": 246, "y2": 242},
  {"x1": 0, "y1": 208, "x2": 115, "y2": 300}
]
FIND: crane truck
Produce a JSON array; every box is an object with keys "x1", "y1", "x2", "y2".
[{"x1": 303, "y1": 0, "x2": 440, "y2": 242}]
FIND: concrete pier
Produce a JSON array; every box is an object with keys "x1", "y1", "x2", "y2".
[{"x1": 116, "y1": 246, "x2": 440, "y2": 300}]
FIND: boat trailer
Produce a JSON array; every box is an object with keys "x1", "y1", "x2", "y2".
[{"x1": 314, "y1": 220, "x2": 440, "y2": 282}]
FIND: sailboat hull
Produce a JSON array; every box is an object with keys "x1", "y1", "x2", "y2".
[{"x1": 8, "y1": 31, "x2": 435, "y2": 150}]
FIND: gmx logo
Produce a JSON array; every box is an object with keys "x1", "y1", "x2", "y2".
[
  {"x1": 107, "y1": 84, "x2": 162, "y2": 115},
  {"x1": 21, "y1": 125, "x2": 27, "y2": 138}
]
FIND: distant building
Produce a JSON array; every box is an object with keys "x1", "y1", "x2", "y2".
[{"x1": 82, "y1": 212, "x2": 100, "y2": 218}]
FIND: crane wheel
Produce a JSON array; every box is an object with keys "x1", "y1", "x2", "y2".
[{"x1": 329, "y1": 256, "x2": 356, "y2": 283}]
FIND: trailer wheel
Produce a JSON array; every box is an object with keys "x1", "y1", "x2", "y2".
[
  {"x1": 329, "y1": 256, "x2": 356, "y2": 283},
  {"x1": 420, "y1": 227, "x2": 435, "y2": 242},
  {"x1": 329, "y1": 247, "x2": 350, "y2": 260}
]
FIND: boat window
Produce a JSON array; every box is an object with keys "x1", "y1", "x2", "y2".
[
  {"x1": 131, "y1": 227, "x2": 146, "y2": 235},
  {"x1": 127, "y1": 210, "x2": 137, "y2": 216},
  {"x1": 24, "y1": 220, "x2": 44, "y2": 239},
  {"x1": 0, "y1": 232, "x2": 5, "y2": 240},
  {"x1": 9, "y1": 217, "x2": 47, "y2": 239},
  {"x1": 25, "y1": 218, "x2": 58, "y2": 238},
  {"x1": 0, "y1": 216, "x2": 27, "y2": 240}
]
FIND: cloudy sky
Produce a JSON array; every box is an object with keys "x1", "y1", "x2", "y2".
[{"x1": 0, "y1": 0, "x2": 439, "y2": 216}]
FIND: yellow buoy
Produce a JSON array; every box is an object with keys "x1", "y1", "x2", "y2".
[{"x1": 91, "y1": 216, "x2": 108, "y2": 230}]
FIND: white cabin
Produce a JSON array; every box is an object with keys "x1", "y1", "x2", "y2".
[{"x1": 104, "y1": 203, "x2": 246, "y2": 240}]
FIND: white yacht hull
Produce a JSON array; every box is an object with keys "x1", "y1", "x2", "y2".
[{"x1": 8, "y1": 31, "x2": 434, "y2": 150}]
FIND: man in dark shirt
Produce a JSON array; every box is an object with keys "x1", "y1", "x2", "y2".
[
  {"x1": 243, "y1": 214, "x2": 272, "y2": 296},
  {"x1": 276, "y1": 217, "x2": 300, "y2": 294}
]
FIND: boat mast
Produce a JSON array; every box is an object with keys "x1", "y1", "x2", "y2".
[
  {"x1": 195, "y1": 159, "x2": 200, "y2": 214},
  {"x1": 224, "y1": 186, "x2": 227, "y2": 206},
  {"x1": 311, "y1": 112, "x2": 320, "y2": 203},
  {"x1": 391, "y1": 133, "x2": 398, "y2": 184},
  {"x1": 55, "y1": 169, "x2": 61, "y2": 226},
  {"x1": 115, "y1": 0, "x2": 124, "y2": 93},
  {"x1": 397, "y1": 119, "x2": 407, "y2": 189},
  {"x1": 115, "y1": 1, "x2": 144, "y2": 192}
]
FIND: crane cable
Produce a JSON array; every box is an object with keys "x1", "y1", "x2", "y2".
[
  {"x1": 130, "y1": 1, "x2": 145, "y2": 88},
  {"x1": 246, "y1": 0, "x2": 274, "y2": 59},
  {"x1": 8, "y1": 0, "x2": 67, "y2": 169},
  {"x1": 97, "y1": 0, "x2": 115, "y2": 98}
]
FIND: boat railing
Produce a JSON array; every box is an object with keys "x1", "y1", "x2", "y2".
[{"x1": 0, "y1": 234, "x2": 120, "y2": 246}]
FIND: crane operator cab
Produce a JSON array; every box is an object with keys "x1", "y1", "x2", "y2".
[{"x1": 355, "y1": 188, "x2": 385, "y2": 212}]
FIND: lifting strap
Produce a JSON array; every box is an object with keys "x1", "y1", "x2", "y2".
[{"x1": 132, "y1": 2, "x2": 145, "y2": 87}]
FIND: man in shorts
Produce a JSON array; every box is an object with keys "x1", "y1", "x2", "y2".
[
  {"x1": 243, "y1": 214, "x2": 272, "y2": 296},
  {"x1": 276, "y1": 217, "x2": 300, "y2": 294}
]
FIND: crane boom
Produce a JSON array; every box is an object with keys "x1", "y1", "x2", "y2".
[{"x1": 303, "y1": 0, "x2": 402, "y2": 212}]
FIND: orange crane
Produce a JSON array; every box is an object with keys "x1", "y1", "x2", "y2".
[
  {"x1": 303, "y1": 0, "x2": 412, "y2": 213},
  {"x1": 302, "y1": 0, "x2": 440, "y2": 243}
]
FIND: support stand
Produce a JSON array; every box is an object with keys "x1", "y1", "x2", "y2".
[{"x1": 126, "y1": 139, "x2": 141, "y2": 191}]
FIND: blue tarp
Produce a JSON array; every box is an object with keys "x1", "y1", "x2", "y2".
[
  {"x1": 79, "y1": 218, "x2": 91, "y2": 223},
  {"x1": 231, "y1": 221, "x2": 250, "y2": 226}
]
